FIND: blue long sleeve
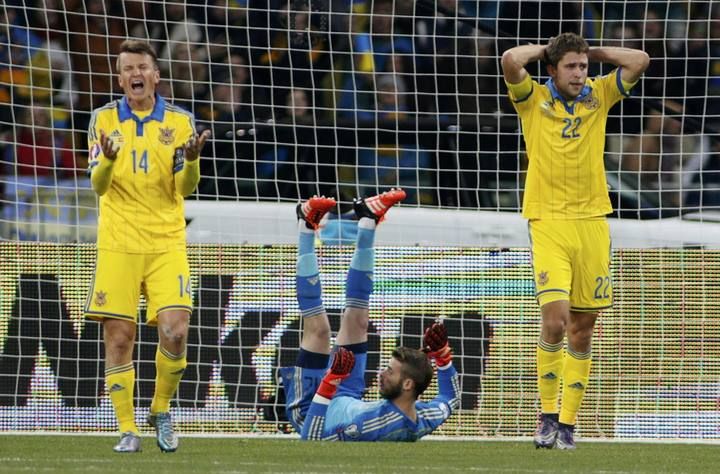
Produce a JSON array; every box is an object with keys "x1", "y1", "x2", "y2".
[{"x1": 300, "y1": 394, "x2": 331, "y2": 440}]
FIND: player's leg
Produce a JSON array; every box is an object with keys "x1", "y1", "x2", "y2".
[
  {"x1": 557, "y1": 219, "x2": 612, "y2": 449},
  {"x1": 555, "y1": 310, "x2": 596, "y2": 450},
  {"x1": 295, "y1": 195, "x2": 336, "y2": 352},
  {"x1": 336, "y1": 188, "x2": 406, "y2": 345},
  {"x1": 279, "y1": 195, "x2": 336, "y2": 433},
  {"x1": 103, "y1": 319, "x2": 140, "y2": 452},
  {"x1": 528, "y1": 220, "x2": 573, "y2": 449},
  {"x1": 334, "y1": 189, "x2": 405, "y2": 399},
  {"x1": 85, "y1": 249, "x2": 143, "y2": 452},
  {"x1": 144, "y1": 250, "x2": 193, "y2": 452}
]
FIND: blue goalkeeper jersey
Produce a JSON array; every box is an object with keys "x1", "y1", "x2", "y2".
[{"x1": 301, "y1": 364, "x2": 460, "y2": 441}]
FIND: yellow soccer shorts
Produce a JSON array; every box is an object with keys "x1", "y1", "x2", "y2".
[
  {"x1": 528, "y1": 218, "x2": 612, "y2": 312},
  {"x1": 85, "y1": 249, "x2": 192, "y2": 325}
]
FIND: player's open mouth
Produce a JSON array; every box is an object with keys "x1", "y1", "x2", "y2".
[{"x1": 131, "y1": 80, "x2": 144, "y2": 92}]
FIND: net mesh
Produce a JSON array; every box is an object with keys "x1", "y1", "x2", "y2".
[{"x1": 1, "y1": 1, "x2": 719, "y2": 438}]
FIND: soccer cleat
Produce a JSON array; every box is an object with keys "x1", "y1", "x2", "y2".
[
  {"x1": 533, "y1": 414, "x2": 559, "y2": 449},
  {"x1": 554, "y1": 423, "x2": 576, "y2": 450},
  {"x1": 113, "y1": 431, "x2": 141, "y2": 453},
  {"x1": 296, "y1": 195, "x2": 337, "y2": 230},
  {"x1": 147, "y1": 412, "x2": 179, "y2": 453},
  {"x1": 353, "y1": 188, "x2": 406, "y2": 223}
]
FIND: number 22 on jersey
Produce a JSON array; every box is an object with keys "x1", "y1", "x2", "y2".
[{"x1": 561, "y1": 117, "x2": 582, "y2": 138}]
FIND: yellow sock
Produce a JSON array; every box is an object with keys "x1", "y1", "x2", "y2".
[
  {"x1": 537, "y1": 339, "x2": 564, "y2": 414},
  {"x1": 150, "y1": 345, "x2": 187, "y2": 414},
  {"x1": 559, "y1": 348, "x2": 592, "y2": 425},
  {"x1": 105, "y1": 362, "x2": 138, "y2": 434}
]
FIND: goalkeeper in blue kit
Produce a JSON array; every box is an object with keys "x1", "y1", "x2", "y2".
[{"x1": 279, "y1": 188, "x2": 460, "y2": 441}]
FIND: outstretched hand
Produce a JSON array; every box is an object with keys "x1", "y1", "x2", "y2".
[
  {"x1": 184, "y1": 129, "x2": 211, "y2": 162},
  {"x1": 329, "y1": 347, "x2": 355, "y2": 380},
  {"x1": 316, "y1": 347, "x2": 355, "y2": 400},
  {"x1": 423, "y1": 321, "x2": 452, "y2": 367},
  {"x1": 99, "y1": 130, "x2": 119, "y2": 161}
]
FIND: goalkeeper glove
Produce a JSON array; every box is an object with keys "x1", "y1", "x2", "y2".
[
  {"x1": 423, "y1": 321, "x2": 452, "y2": 367},
  {"x1": 316, "y1": 347, "x2": 355, "y2": 399}
]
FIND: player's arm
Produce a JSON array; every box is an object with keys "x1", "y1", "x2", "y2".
[
  {"x1": 501, "y1": 44, "x2": 547, "y2": 85},
  {"x1": 588, "y1": 47, "x2": 650, "y2": 84},
  {"x1": 174, "y1": 129, "x2": 211, "y2": 197},
  {"x1": 501, "y1": 44, "x2": 545, "y2": 103},
  {"x1": 423, "y1": 322, "x2": 460, "y2": 410},
  {"x1": 300, "y1": 348, "x2": 355, "y2": 441},
  {"x1": 89, "y1": 129, "x2": 119, "y2": 196}
]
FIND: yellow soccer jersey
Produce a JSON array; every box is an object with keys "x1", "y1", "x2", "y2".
[
  {"x1": 87, "y1": 95, "x2": 200, "y2": 253},
  {"x1": 506, "y1": 68, "x2": 633, "y2": 219}
]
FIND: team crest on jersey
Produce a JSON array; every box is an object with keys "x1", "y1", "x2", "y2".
[
  {"x1": 536, "y1": 271, "x2": 549, "y2": 287},
  {"x1": 343, "y1": 424, "x2": 360, "y2": 439},
  {"x1": 94, "y1": 290, "x2": 107, "y2": 307},
  {"x1": 158, "y1": 127, "x2": 175, "y2": 145},
  {"x1": 581, "y1": 92, "x2": 600, "y2": 110}
]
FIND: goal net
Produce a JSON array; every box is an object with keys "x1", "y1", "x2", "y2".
[{"x1": 1, "y1": 1, "x2": 720, "y2": 440}]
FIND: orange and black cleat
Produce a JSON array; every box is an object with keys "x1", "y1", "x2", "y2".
[
  {"x1": 296, "y1": 195, "x2": 337, "y2": 230},
  {"x1": 353, "y1": 188, "x2": 406, "y2": 223}
]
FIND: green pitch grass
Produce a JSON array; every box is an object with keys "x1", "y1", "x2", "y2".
[{"x1": 1, "y1": 436, "x2": 718, "y2": 473}]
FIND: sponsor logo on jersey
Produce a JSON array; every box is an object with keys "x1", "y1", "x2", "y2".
[
  {"x1": 540, "y1": 100, "x2": 555, "y2": 117},
  {"x1": 159, "y1": 127, "x2": 175, "y2": 145},
  {"x1": 109, "y1": 130, "x2": 124, "y2": 144}
]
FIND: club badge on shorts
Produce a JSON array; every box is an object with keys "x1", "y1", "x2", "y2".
[{"x1": 94, "y1": 290, "x2": 107, "y2": 307}]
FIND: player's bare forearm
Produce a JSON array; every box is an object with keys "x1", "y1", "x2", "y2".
[
  {"x1": 588, "y1": 47, "x2": 650, "y2": 83},
  {"x1": 501, "y1": 44, "x2": 547, "y2": 84}
]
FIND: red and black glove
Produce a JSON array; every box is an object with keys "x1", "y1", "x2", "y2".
[
  {"x1": 316, "y1": 347, "x2": 355, "y2": 399},
  {"x1": 423, "y1": 321, "x2": 452, "y2": 367}
]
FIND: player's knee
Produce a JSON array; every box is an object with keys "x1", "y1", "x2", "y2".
[
  {"x1": 343, "y1": 312, "x2": 369, "y2": 334},
  {"x1": 305, "y1": 315, "x2": 331, "y2": 341},
  {"x1": 106, "y1": 333, "x2": 135, "y2": 359},
  {"x1": 542, "y1": 318, "x2": 566, "y2": 340},
  {"x1": 158, "y1": 321, "x2": 189, "y2": 349},
  {"x1": 566, "y1": 325, "x2": 593, "y2": 351}
]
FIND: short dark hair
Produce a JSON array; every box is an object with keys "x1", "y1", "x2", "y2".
[
  {"x1": 116, "y1": 39, "x2": 158, "y2": 72},
  {"x1": 392, "y1": 347, "x2": 434, "y2": 398},
  {"x1": 545, "y1": 32, "x2": 589, "y2": 67}
]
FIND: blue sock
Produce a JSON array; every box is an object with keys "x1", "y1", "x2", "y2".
[
  {"x1": 346, "y1": 223, "x2": 375, "y2": 309},
  {"x1": 297, "y1": 231, "x2": 324, "y2": 317}
]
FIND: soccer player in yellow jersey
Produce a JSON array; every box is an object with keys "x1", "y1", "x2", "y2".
[
  {"x1": 501, "y1": 33, "x2": 649, "y2": 449},
  {"x1": 84, "y1": 40, "x2": 210, "y2": 453}
]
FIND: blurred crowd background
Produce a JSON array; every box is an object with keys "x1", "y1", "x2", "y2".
[{"x1": 1, "y1": 0, "x2": 719, "y2": 233}]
